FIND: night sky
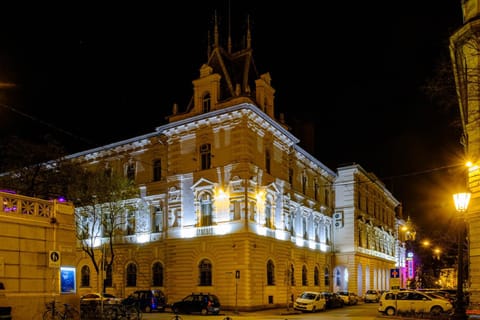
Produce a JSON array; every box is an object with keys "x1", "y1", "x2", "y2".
[{"x1": 0, "y1": 1, "x2": 467, "y2": 235}]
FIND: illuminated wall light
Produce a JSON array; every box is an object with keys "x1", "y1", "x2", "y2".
[
  {"x1": 256, "y1": 190, "x2": 265, "y2": 214},
  {"x1": 214, "y1": 188, "x2": 230, "y2": 219},
  {"x1": 136, "y1": 234, "x2": 149, "y2": 244}
]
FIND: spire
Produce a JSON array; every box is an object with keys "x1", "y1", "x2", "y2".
[
  {"x1": 214, "y1": 11, "x2": 219, "y2": 48},
  {"x1": 227, "y1": 0, "x2": 232, "y2": 54},
  {"x1": 246, "y1": 15, "x2": 251, "y2": 49},
  {"x1": 207, "y1": 30, "x2": 211, "y2": 58}
]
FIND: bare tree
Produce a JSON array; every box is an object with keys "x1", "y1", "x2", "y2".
[{"x1": 70, "y1": 168, "x2": 139, "y2": 292}]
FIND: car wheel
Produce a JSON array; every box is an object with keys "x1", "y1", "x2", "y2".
[
  {"x1": 311, "y1": 306, "x2": 316, "y2": 313},
  {"x1": 430, "y1": 306, "x2": 443, "y2": 316},
  {"x1": 322, "y1": 304, "x2": 327, "y2": 312},
  {"x1": 172, "y1": 306, "x2": 180, "y2": 314},
  {"x1": 145, "y1": 305, "x2": 152, "y2": 313},
  {"x1": 385, "y1": 307, "x2": 396, "y2": 316},
  {"x1": 201, "y1": 308, "x2": 208, "y2": 315}
]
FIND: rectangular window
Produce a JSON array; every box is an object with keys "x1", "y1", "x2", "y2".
[
  {"x1": 200, "y1": 143, "x2": 211, "y2": 170},
  {"x1": 153, "y1": 159, "x2": 161, "y2": 181},
  {"x1": 127, "y1": 162, "x2": 136, "y2": 181}
]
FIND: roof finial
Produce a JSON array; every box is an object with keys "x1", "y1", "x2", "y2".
[
  {"x1": 227, "y1": 0, "x2": 232, "y2": 53},
  {"x1": 214, "y1": 10, "x2": 219, "y2": 48},
  {"x1": 246, "y1": 14, "x2": 251, "y2": 49},
  {"x1": 207, "y1": 30, "x2": 211, "y2": 57}
]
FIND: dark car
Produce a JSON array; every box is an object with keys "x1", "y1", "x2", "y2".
[
  {"x1": 322, "y1": 292, "x2": 344, "y2": 309},
  {"x1": 122, "y1": 289, "x2": 167, "y2": 312},
  {"x1": 171, "y1": 293, "x2": 220, "y2": 315}
]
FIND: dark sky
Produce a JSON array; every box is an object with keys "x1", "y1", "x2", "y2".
[{"x1": 0, "y1": 1, "x2": 468, "y2": 234}]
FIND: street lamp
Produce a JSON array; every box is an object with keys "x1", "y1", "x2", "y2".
[{"x1": 453, "y1": 192, "x2": 471, "y2": 320}]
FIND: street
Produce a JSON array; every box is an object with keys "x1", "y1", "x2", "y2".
[{"x1": 141, "y1": 302, "x2": 382, "y2": 320}]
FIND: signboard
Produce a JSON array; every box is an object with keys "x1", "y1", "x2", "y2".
[
  {"x1": 60, "y1": 266, "x2": 76, "y2": 293},
  {"x1": 390, "y1": 268, "x2": 400, "y2": 278},
  {"x1": 49, "y1": 250, "x2": 61, "y2": 268},
  {"x1": 390, "y1": 268, "x2": 400, "y2": 290}
]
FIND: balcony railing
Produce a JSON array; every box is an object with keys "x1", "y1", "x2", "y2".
[{"x1": 0, "y1": 191, "x2": 53, "y2": 218}]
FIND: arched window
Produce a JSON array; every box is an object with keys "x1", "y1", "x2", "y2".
[
  {"x1": 202, "y1": 93, "x2": 211, "y2": 113},
  {"x1": 81, "y1": 265, "x2": 90, "y2": 287},
  {"x1": 200, "y1": 193, "x2": 213, "y2": 226},
  {"x1": 324, "y1": 266, "x2": 330, "y2": 287},
  {"x1": 198, "y1": 259, "x2": 212, "y2": 286},
  {"x1": 289, "y1": 264, "x2": 295, "y2": 286},
  {"x1": 152, "y1": 262, "x2": 164, "y2": 287},
  {"x1": 105, "y1": 265, "x2": 112, "y2": 287},
  {"x1": 267, "y1": 260, "x2": 275, "y2": 285},
  {"x1": 314, "y1": 266, "x2": 320, "y2": 286},
  {"x1": 335, "y1": 269, "x2": 341, "y2": 287},
  {"x1": 302, "y1": 265, "x2": 308, "y2": 286},
  {"x1": 126, "y1": 263, "x2": 137, "y2": 287}
]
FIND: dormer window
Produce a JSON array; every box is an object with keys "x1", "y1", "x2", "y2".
[{"x1": 202, "y1": 93, "x2": 211, "y2": 113}]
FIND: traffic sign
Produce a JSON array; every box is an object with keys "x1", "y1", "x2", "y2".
[
  {"x1": 49, "y1": 250, "x2": 61, "y2": 268},
  {"x1": 390, "y1": 268, "x2": 400, "y2": 278}
]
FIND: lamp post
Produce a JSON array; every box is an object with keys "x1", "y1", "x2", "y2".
[{"x1": 453, "y1": 192, "x2": 471, "y2": 320}]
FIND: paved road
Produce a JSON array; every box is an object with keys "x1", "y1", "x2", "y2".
[{"x1": 141, "y1": 302, "x2": 383, "y2": 320}]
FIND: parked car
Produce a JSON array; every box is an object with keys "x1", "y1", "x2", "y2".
[
  {"x1": 293, "y1": 291, "x2": 326, "y2": 312},
  {"x1": 80, "y1": 292, "x2": 122, "y2": 305},
  {"x1": 322, "y1": 292, "x2": 344, "y2": 309},
  {"x1": 122, "y1": 289, "x2": 167, "y2": 312},
  {"x1": 337, "y1": 291, "x2": 359, "y2": 305},
  {"x1": 171, "y1": 293, "x2": 220, "y2": 315},
  {"x1": 364, "y1": 289, "x2": 381, "y2": 303},
  {"x1": 378, "y1": 290, "x2": 453, "y2": 316}
]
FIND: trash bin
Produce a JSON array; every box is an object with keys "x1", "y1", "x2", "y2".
[{"x1": 0, "y1": 306, "x2": 11, "y2": 320}]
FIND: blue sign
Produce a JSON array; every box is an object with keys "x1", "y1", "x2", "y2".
[{"x1": 390, "y1": 268, "x2": 400, "y2": 278}]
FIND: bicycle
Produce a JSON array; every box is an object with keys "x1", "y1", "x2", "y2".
[
  {"x1": 42, "y1": 300, "x2": 80, "y2": 320},
  {"x1": 170, "y1": 313, "x2": 184, "y2": 320}
]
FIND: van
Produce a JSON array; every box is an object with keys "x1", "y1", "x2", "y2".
[{"x1": 293, "y1": 291, "x2": 326, "y2": 312}]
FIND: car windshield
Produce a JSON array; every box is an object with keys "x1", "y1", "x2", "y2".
[{"x1": 300, "y1": 292, "x2": 317, "y2": 299}]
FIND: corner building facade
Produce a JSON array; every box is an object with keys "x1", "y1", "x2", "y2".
[{"x1": 71, "y1": 23, "x2": 400, "y2": 310}]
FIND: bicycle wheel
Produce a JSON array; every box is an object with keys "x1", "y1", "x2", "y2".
[
  {"x1": 126, "y1": 306, "x2": 142, "y2": 320},
  {"x1": 42, "y1": 310, "x2": 62, "y2": 320},
  {"x1": 64, "y1": 308, "x2": 80, "y2": 320}
]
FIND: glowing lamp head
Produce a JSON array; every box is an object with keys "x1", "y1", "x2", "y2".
[{"x1": 453, "y1": 192, "x2": 471, "y2": 212}]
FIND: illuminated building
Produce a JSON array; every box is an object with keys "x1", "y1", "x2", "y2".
[
  {"x1": 0, "y1": 192, "x2": 76, "y2": 319},
  {"x1": 450, "y1": 0, "x2": 480, "y2": 309},
  {"x1": 67, "y1": 20, "x2": 402, "y2": 309},
  {"x1": 333, "y1": 166, "x2": 401, "y2": 294}
]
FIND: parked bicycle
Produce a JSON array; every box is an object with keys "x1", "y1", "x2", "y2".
[
  {"x1": 43, "y1": 300, "x2": 80, "y2": 320},
  {"x1": 101, "y1": 299, "x2": 142, "y2": 320}
]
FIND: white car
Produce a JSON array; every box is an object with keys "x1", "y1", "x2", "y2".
[
  {"x1": 364, "y1": 289, "x2": 381, "y2": 303},
  {"x1": 378, "y1": 290, "x2": 453, "y2": 316},
  {"x1": 293, "y1": 291, "x2": 327, "y2": 312}
]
